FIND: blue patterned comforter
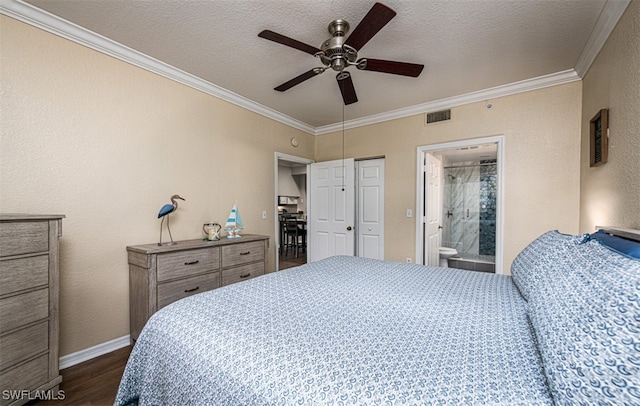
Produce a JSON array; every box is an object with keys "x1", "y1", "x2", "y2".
[{"x1": 115, "y1": 256, "x2": 552, "y2": 405}]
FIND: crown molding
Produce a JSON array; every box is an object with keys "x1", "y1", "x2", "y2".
[
  {"x1": 314, "y1": 69, "x2": 581, "y2": 135},
  {"x1": 1, "y1": 0, "x2": 625, "y2": 136},
  {"x1": 0, "y1": 0, "x2": 316, "y2": 135},
  {"x1": 574, "y1": 0, "x2": 631, "y2": 78}
]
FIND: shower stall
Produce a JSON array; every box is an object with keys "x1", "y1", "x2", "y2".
[{"x1": 442, "y1": 160, "x2": 497, "y2": 269}]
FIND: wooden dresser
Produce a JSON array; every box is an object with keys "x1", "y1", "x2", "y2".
[
  {"x1": 0, "y1": 214, "x2": 64, "y2": 406},
  {"x1": 127, "y1": 234, "x2": 269, "y2": 343}
]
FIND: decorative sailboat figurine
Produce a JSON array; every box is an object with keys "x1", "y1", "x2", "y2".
[{"x1": 224, "y1": 201, "x2": 244, "y2": 239}]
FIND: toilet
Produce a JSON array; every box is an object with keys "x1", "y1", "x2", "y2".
[{"x1": 439, "y1": 247, "x2": 458, "y2": 268}]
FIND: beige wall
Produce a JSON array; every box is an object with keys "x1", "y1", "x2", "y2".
[
  {"x1": 316, "y1": 82, "x2": 583, "y2": 269},
  {"x1": 0, "y1": 16, "x2": 313, "y2": 356},
  {"x1": 580, "y1": 0, "x2": 640, "y2": 232}
]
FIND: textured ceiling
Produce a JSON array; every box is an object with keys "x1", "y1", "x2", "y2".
[{"x1": 19, "y1": 0, "x2": 611, "y2": 128}]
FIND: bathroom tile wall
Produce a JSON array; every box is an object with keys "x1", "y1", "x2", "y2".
[
  {"x1": 479, "y1": 160, "x2": 497, "y2": 255},
  {"x1": 443, "y1": 161, "x2": 479, "y2": 254}
]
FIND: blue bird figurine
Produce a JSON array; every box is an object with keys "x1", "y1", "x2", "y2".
[{"x1": 158, "y1": 194, "x2": 185, "y2": 246}]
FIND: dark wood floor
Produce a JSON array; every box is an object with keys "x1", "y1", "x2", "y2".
[
  {"x1": 279, "y1": 251, "x2": 307, "y2": 270},
  {"x1": 31, "y1": 346, "x2": 132, "y2": 406}
]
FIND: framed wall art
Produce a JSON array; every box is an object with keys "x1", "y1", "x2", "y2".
[{"x1": 590, "y1": 109, "x2": 609, "y2": 167}]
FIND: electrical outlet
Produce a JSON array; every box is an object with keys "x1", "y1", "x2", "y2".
[
  {"x1": 406, "y1": 209, "x2": 412, "y2": 218},
  {"x1": 261, "y1": 210, "x2": 267, "y2": 219},
  {"x1": 406, "y1": 258, "x2": 412, "y2": 263}
]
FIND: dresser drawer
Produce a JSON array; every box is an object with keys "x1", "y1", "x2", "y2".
[
  {"x1": 157, "y1": 248, "x2": 220, "y2": 282},
  {"x1": 0, "y1": 289, "x2": 49, "y2": 333},
  {"x1": 0, "y1": 353, "x2": 49, "y2": 403},
  {"x1": 157, "y1": 272, "x2": 221, "y2": 309},
  {"x1": 222, "y1": 262, "x2": 264, "y2": 286},
  {"x1": 0, "y1": 222, "x2": 49, "y2": 258},
  {"x1": 221, "y1": 241, "x2": 265, "y2": 268},
  {"x1": 0, "y1": 255, "x2": 49, "y2": 296},
  {"x1": 0, "y1": 321, "x2": 48, "y2": 370}
]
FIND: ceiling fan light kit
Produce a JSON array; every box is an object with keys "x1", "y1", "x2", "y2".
[{"x1": 258, "y1": 2, "x2": 424, "y2": 105}]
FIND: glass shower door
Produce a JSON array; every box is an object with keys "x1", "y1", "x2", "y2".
[{"x1": 442, "y1": 161, "x2": 496, "y2": 256}]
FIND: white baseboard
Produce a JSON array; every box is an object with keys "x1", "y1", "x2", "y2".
[{"x1": 59, "y1": 334, "x2": 130, "y2": 370}]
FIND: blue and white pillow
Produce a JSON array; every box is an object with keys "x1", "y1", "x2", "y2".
[
  {"x1": 526, "y1": 239, "x2": 640, "y2": 405},
  {"x1": 510, "y1": 230, "x2": 586, "y2": 301}
]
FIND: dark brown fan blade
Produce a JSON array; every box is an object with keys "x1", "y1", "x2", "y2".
[
  {"x1": 274, "y1": 69, "x2": 322, "y2": 92},
  {"x1": 258, "y1": 30, "x2": 322, "y2": 56},
  {"x1": 358, "y1": 58, "x2": 424, "y2": 77},
  {"x1": 344, "y1": 3, "x2": 396, "y2": 51},
  {"x1": 336, "y1": 71, "x2": 358, "y2": 105}
]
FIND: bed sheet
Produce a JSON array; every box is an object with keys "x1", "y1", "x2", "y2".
[{"x1": 115, "y1": 256, "x2": 552, "y2": 405}]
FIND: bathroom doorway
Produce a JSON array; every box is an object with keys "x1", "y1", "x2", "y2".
[
  {"x1": 416, "y1": 136, "x2": 504, "y2": 274},
  {"x1": 442, "y1": 147, "x2": 497, "y2": 271}
]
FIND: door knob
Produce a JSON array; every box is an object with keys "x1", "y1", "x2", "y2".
[
  {"x1": 438, "y1": 225, "x2": 443, "y2": 229},
  {"x1": 347, "y1": 226, "x2": 352, "y2": 231}
]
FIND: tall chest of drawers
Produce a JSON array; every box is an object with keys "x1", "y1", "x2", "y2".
[
  {"x1": 127, "y1": 234, "x2": 269, "y2": 343},
  {"x1": 0, "y1": 214, "x2": 64, "y2": 406}
]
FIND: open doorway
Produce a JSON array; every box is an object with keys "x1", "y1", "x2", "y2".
[
  {"x1": 416, "y1": 136, "x2": 505, "y2": 274},
  {"x1": 441, "y1": 146, "x2": 498, "y2": 268},
  {"x1": 274, "y1": 153, "x2": 313, "y2": 271}
]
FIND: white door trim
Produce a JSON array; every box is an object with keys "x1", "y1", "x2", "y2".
[
  {"x1": 415, "y1": 135, "x2": 505, "y2": 274},
  {"x1": 274, "y1": 152, "x2": 314, "y2": 271}
]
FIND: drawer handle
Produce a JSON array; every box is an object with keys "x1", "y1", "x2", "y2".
[
  {"x1": 240, "y1": 273, "x2": 251, "y2": 278},
  {"x1": 184, "y1": 286, "x2": 200, "y2": 293},
  {"x1": 184, "y1": 260, "x2": 200, "y2": 265},
  {"x1": 239, "y1": 251, "x2": 251, "y2": 256}
]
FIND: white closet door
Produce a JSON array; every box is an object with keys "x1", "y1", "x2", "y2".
[
  {"x1": 357, "y1": 159, "x2": 384, "y2": 260},
  {"x1": 307, "y1": 159, "x2": 355, "y2": 262}
]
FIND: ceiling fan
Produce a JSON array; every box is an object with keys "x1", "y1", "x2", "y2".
[{"x1": 258, "y1": 2, "x2": 424, "y2": 105}]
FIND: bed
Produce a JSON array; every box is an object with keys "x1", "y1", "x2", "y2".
[{"x1": 115, "y1": 228, "x2": 640, "y2": 405}]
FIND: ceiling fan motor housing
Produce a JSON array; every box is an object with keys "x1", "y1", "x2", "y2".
[{"x1": 320, "y1": 20, "x2": 357, "y2": 71}]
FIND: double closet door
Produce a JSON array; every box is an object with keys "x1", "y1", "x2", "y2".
[{"x1": 307, "y1": 158, "x2": 384, "y2": 262}]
